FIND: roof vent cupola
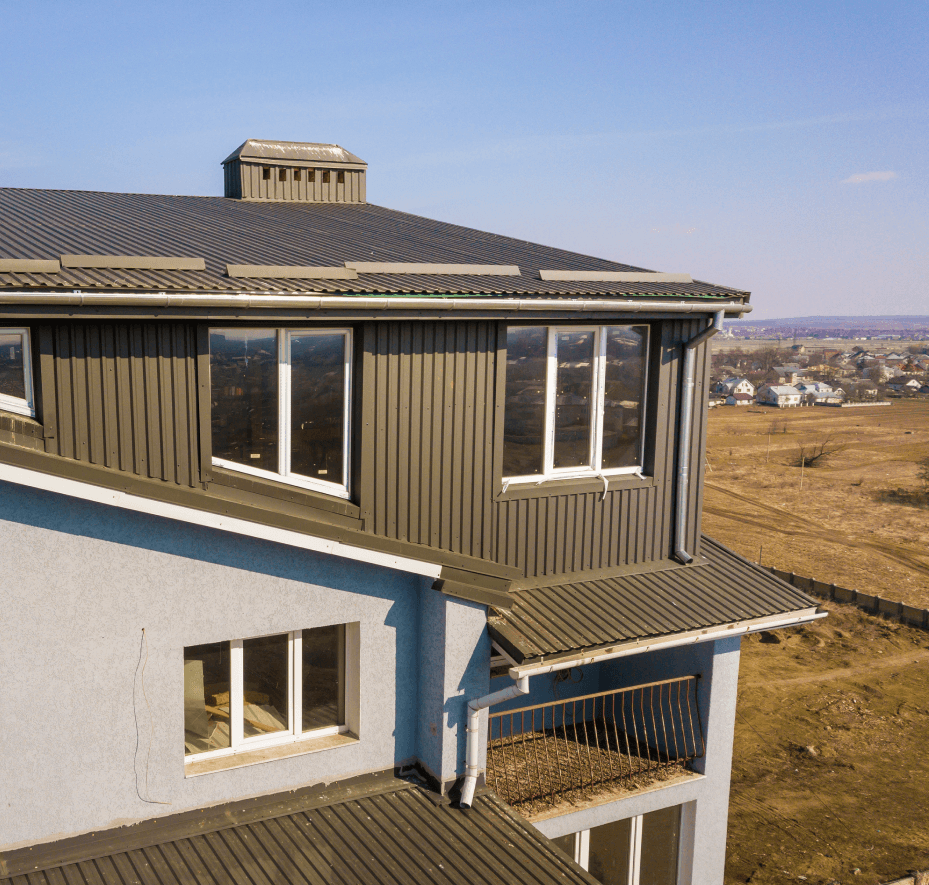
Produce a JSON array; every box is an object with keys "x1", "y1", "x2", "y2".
[{"x1": 222, "y1": 139, "x2": 366, "y2": 203}]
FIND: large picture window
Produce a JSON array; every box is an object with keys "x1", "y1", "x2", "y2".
[
  {"x1": 210, "y1": 328, "x2": 351, "y2": 498},
  {"x1": 503, "y1": 325, "x2": 648, "y2": 482},
  {"x1": 183, "y1": 625, "x2": 353, "y2": 760},
  {"x1": 0, "y1": 328, "x2": 35, "y2": 418}
]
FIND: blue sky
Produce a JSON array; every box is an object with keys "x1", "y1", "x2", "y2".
[{"x1": 1, "y1": 0, "x2": 926, "y2": 319}]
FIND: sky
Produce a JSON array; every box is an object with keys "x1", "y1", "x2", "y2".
[{"x1": 1, "y1": 0, "x2": 926, "y2": 320}]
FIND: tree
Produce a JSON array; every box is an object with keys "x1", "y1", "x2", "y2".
[{"x1": 795, "y1": 433, "x2": 845, "y2": 468}]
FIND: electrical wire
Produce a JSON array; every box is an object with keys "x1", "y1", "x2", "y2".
[{"x1": 133, "y1": 628, "x2": 171, "y2": 806}]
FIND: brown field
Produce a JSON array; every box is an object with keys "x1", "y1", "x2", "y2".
[
  {"x1": 710, "y1": 401, "x2": 929, "y2": 884},
  {"x1": 703, "y1": 400, "x2": 929, "y2": 607}
]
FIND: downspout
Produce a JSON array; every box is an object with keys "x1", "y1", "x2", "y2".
[
  {"x1": 459, "y1": 675, "x2": 529, "y2": 809},
  {"x1": 674, "y1": 310, "x2": 725, "y2": 564}
]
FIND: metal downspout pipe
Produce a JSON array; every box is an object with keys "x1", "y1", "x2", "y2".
[
  {"x1": 459, "y1": 676, "x2": 529, "y2": 809},
  {"x1": 673, "y1": 310, "x2": 725, "y2": 564}
]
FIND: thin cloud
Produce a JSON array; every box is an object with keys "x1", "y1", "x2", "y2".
[{"x1": 841, "y1": 171, "x2": 897, "y2": 184}]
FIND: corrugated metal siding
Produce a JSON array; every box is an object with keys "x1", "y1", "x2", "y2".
[
  {"x1": 0, "y1": 784, "x2": 597, "y2": 885},
  {"x1": 39, "y1": 322, "x2": 200, "y2": 487},
  {"x1": 230, "y1": 161, "x2": 366, "y2": 204},
  {"x1": 492, "y1": 319, "x2": 708, "y2": 579},
  {"x1": 362, "y1": 321, "x2": 497, "y2": 560},
  {"x1": 488, "y1": 535, "x2": 821, "y2": 663}
]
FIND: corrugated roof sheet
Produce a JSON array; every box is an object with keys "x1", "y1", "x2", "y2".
[
  {"x1": 0, "y1": 188, "x2": 748, "y2": 300},
  {"x1": 0, "y1": 777, "x2": 596, "y2": 885},
  {"x1": 488, "y1": 536, "x2": 819, "y2": 664}
]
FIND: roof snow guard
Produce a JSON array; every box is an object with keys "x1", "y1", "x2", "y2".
[{"x1": 222, "y1": 139, "x2": 367, "y2": 203}]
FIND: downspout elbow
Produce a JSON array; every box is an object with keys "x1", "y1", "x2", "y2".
[{"x1": 459, "y1": 676, "x2": 530, "y2": 809}]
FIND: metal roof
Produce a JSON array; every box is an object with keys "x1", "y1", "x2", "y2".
[
  {"x1": 0, "y1": 188, "x2": 749, "y2": 301},
  {"x1": 488, "y1": 536, "x2": 820, "y2": 665},
  {"x1": 0, "y1": 775, "x2": 596, "y2": 885},
  {"x1": 222, "y1": 139, "x2": 366, "y2": 166}
]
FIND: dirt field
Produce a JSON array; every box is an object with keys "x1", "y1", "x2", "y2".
[
  {"x1": 707, "y1": 401, "x2": 929, "y2": 883},
  {"x1": 703, "y1": 400, "x2": 929, "y2": 607},
  {"x1": 726, "y1": 605, "x2": 929, "y2": 884}
]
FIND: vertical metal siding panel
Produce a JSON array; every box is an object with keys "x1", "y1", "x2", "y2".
[
  {"x1": 100, "y1": 324, "x2": 120, "y2": 469},
  {"x1": 407, "y1": 323, "x2": 423, "y2": 545},
  {"x1": 459, "y1": 323, "x2": 477, "y2": 555},
  {"x1": 358, "y1": 323, "x2": 377, "y2": 524},
  {"x1": 129, "y1": 324, "x2": 149, "y2": 477},
  {"x1": 171, "y1": 325, "x2": 190, "y2": 487},
  {"x1": 53, "y1": 326, "x2": 74, "y2": 459},
  {"x1": 195, "y1": 324, "x2": 212, "y2": 484},
  {"x1": 590, "y1": 489, "x2": 602, "y2": 570},
  {"x1": 655, "y1": 320, "x2": 678, "y2": 560},
  {"x1": 36, "y1": 326, "x2": 58, "y2": 454},
  {"x1": 115, "y1": 324, "x2": 134, "y2": 473},
  {"x1": 396, "y1": 324, "x2": 412, "y2": 542},
  {"x1": 185, "y1": 326, "x2": 200, "y2": 487},
  {"x1": 373, "y1": 326, "x2": 389, "y2": 537},
  {"x1": 448, "y1": 325, "x2": 467, "y2": 553},
  {"x1": 360, "y1": 171, "x2": 366, "y2": 202},
  {"x1": 471, "y1": 324, "x2": 489, "y2": 559},
  {"x1": 83, "y1": 325, "x2": 105, "y2": 465},
  {"x1": 439, "y1": 327, "x2": 456, "y2": 551},
  {"x1": 428, "y1": 325, "x2": 444, "y2": 549},
  {"x1": 417, "y1": 324, "x2": 433, "y2": 545},
  {"x1": 69, "y1": 326, "x2": 89, "y2": 463},
  {"x1": 156, "y1": 326, "x2": 175, "y2": 482},
  {"x1": 385, "y1": 325, "x2": 400, "y2": 540},
  {"x1": 689, "y1": 329, "x2": 711, "y2": 558}
]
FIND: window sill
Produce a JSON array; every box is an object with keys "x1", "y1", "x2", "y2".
[
  {"x1": 184, "y1": 732, "x2": 358, "y2": 777},
  {"x1": 497, "y1": 472, "x2": 655, "y2": 501}
]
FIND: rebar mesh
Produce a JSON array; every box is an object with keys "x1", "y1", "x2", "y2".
[{"x1": 486, "y1": 676, "x2": 704, "y2": 811}]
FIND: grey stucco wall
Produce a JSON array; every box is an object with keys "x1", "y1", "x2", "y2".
[
  {"x1": 0, "y1": 480, "x2": 484, "y2": 850},
  {"x1": 531, "y1": 637, "x2": 742, "y2": 885}
]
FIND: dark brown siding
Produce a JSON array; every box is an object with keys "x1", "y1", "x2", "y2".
[
  {"x1": 360, "y1": 321, "x2": 498, "y2": 561},
  {"x1": 39, "y1": 322, "x2": 201, "y2": 487},
  {"x1": 492, "y1": 318, "x2": 708, "y2": 579}
]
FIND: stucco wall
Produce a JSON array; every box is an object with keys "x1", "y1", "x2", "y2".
[{"x1": 0, "y1": 479, "x2": 482, "y2": 850}]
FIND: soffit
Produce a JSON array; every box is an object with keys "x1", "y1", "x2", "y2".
[
  {"x1": 0, "y1": 188, "x2": 749, "y2": 301},
  {"x1": 0, "y1": 776, "x2": 597, "y2": 885},
  {"x1": 488, "y1": 536, "x2": 820, "y2": 665}
]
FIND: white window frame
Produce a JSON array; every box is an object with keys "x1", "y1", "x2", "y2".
[
  {"x1": 184, "y1": 624, "x2": 360, "y2": 765},
  {"x1": 560, "y1": 809, "x2": 682, "y2": 885},
  {"x1": 504, "y1": 325, "x2": 649, "y2": 485},
  {"x1": 211, "y1": 328, "x2": 352, "y2": 499},
  {"x1": 0, "y1": 327, "x2": 35, "y2": 418}
]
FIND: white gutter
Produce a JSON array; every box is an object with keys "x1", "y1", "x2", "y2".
[
  {"x1": 0, "y1": 290, "x2": 750, "y2": 315},
  {"x1": 0, "y1": 462, "x2": 443, "y2": 579},
  {"x1": 459, "y1": 675, "x2": 530, "y2": 809},
  {"x1": 674, "y1": 310, "x2": 725, "y2": 564},
  {"x1": 507, "y1": 608, "x2": 826, "y2": 680}
]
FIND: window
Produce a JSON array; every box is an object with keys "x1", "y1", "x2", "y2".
[
  {"x1": 502, "y1": 325, "x2": 648, "y2": 482},
  {"x1": 553, "y1": 806, "x2": 681, "y2": 885},
  {"x1": 0, "y1": 328, "x2": 35, "y2": 418},
  {"x1": 183, "y1": 625, "x2": 355, "y2": 760},
  {"x1": 210, "y1": 328, "x2": 352, "y2": 498}
]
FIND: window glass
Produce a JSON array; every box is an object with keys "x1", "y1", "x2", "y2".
[
  {"x1": 183, "y1": 642, "x2": 231, "y2": 756},
  {"x1": 553, "y1": 330, "x2": 595, "y2": 470},
  {"x1": 551, "y1": 833, "x2": 576, "y2": 862},
  {"x1": 302, "y1": 624, "x2": 345, "y2": 732},
  {"x1": 0, "y1": 331, "x2": 26, "y2": 401},
  {"x1": 242, "y1": 633, "x2": 289, "y2": 737},
  {"x1": 639, "y1": 805, "x2": 681, "y2": 885},
  {"x1": 210, "y1": 329, "x2": 278, "y2": 469},
  {"x1": 503, "y1": 326, "x2": 547, "y2": 477},
  {"x1": 588, "y1": 817, "x2": 632, "y2": 885},
  {"x1": 601, "y1": 325, "x2": 647, "y2": 470},
  {"x1": 290, "y1": 333, "x2": 346, "y2": 485}
]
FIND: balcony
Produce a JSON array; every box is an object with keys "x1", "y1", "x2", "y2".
[{"x1": 486, "y1": 676, "x2": 704, "y2": 814}]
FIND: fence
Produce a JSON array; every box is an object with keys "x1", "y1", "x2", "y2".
[
  {"x1": 486, "y1": 676, "x2": 704, "y2": 810},
  {"x1": 766, "y1": 568, "x2": 929, "y2": 631}
]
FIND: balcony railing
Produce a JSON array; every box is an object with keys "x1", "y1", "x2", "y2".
[{"x1": 486, "y1": 675, "x2": 704, "y2": 811}]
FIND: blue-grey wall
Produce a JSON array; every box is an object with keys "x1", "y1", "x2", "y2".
[{"x1": 0, "y1": 480, "x2": 485, "y2": 850}]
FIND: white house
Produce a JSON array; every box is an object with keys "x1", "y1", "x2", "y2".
[
  {"x1": 757, "y1": 384, "x2": 802, "y2": 408},
  {"x1": 713, "y1": 377, "x2": 755, "y2": 397}
]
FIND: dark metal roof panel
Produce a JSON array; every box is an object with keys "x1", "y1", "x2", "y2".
[
  {"x1": 0, "y1": 188, "x2": 748, "y2": 300},
  {"x1": 488, "y1": 536, "x2": 820, "y2": 663},
  {"x1": 0, "y1": 781, "x2": 596, "y2": 885}
]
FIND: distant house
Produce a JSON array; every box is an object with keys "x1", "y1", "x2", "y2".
[
  {"x1": 796, "y1": 382, "x2": 842, "y2": 405},
  {"x1": 796, "y1": 382, "x2": 833, "y2": 394},
  {"x1": 714, "y1": 377, "x2": 755, "y2": 397},
  {"x1": 771, "y1": 365, "x2": 805, "y2": 385},
  {"x1": 757, "y1": 384, "x2": 802, "y2": 408},
  {"x1": 725, "y1": 392, "x2": 753, "y2": 406},
  {"x1": 886, "y1": 379, "x2": 922, "y2": 394}
]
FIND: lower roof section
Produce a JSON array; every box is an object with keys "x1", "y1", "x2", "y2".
[
  {"x1": 0, "y1": 772, "x2": 596, "y2": 885},
  {"x1": 488, "y1": 536, "x2": 821, "y2": 667}
]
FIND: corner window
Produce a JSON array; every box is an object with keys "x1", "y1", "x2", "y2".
[
  {"x1": 0, "y1": 328, "x2": 35, "y2": 418},
  {"x1": 553, "y1": 805, "x2": 681, "y2": 885},
  {"x1": 209, "y1": 328, "x2": 352, "y2": 498},
  {"x1": 503, "y1": 325, "x2": 648, "y2": 482},
  {"x1": 183, "y1": 624, "x2": 355, "y2": 760}
]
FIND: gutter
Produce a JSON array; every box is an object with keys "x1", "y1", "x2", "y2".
[
  {"x1": 674, "y1": 310, "x2": 725, "y2": 564},
  {"x1": 459, "y1": 676, "x2": 530, "y2": 809},
  {"x1": 506, "y1": 608, "x2": 826, "y2": 680},
  {"x1": 0, "y1": 290, "x2": 750, "y2": 316}
]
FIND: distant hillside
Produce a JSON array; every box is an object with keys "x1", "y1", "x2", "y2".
[{"x1": 728, "y1": 316, "x2": 928, "y2": 331}]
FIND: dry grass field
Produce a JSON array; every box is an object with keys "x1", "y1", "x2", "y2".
[
  {"x1": 710, "y1": 401, "x2": 929, "y2": 884},
  {"x1": 703, "y1": 400, "x2": 929, "y2": 607}
]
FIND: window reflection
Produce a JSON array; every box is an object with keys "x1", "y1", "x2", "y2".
[
  {"x1": 210, "y1": 329, "x2": 279, "y2": 469},
  {"x1": 183, "y1": 642, "x2": 231, "y2": 756},
  {"x1": 242, "y1": 634, "x2": 290, "y2": 737},
  {"x1": 302, "y1": 624, "x2": 345, "y2": 732},
  {"x1": 602, "y1": 326, "x2": 647, "y2": 470},
  {"x1": 553, "y1": 331, "x2": 594, "y2": 469},
  {"x1": 0, "y1": 332, "x2": 26, "y2": 401},
  {"x1": 502, "y1": 327, "x2": 547, "y2": 477}
]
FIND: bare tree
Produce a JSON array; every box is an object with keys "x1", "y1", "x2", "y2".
[{"x1": 795, "y1": 433, "x2": 845, "y2": 468}]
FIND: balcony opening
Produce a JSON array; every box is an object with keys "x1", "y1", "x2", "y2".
[{"x1": 486, "y1": 676, "x2": 704, "y2": 814}]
